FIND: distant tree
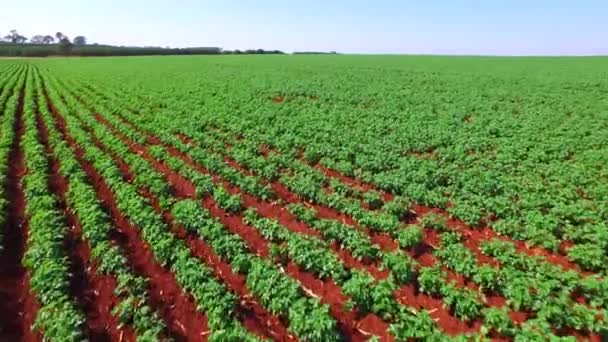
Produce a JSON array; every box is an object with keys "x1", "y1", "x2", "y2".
[
  {"x1": 55, "y1": 32, "x2": 73, "y2": 54},
  {"x1": 234, "y1": 49, "x2": 242, "y2": 54},
  {"x1": 30, "y1": 35, "x2": 45, "y2": 44},
  {"x1": 42, "y1": 35, "x2": 55, "y2": 44},
  {"x1": 73, "y1": 36, "x2": 87, "y2": 45},
  {"x1": 4, "y1": 30, "x2": 27, "y2": 43}
]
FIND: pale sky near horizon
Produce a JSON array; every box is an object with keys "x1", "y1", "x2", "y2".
[{"x1": 1, "y1": 0, "x2": 606, "y2": 55}]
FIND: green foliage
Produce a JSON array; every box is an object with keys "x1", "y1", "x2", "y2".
[
  {"x1": 420, "y1": 212, "x2": 448, "y2": 231},
  {"x1": 395, "y1": 225, "x2": 423, "y2": 249},
  {"x1": 7, "y1": 55, "x2": 608, "y2": 340}
]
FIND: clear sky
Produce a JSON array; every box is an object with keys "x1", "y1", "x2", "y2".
[{"x1": 1, "y1": 0, "x2": 606, "y2": 55}]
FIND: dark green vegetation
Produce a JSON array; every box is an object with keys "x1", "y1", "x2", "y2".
[
  {"x1": 0, "y1": 56, "x2": 606, "y2": 341},
  {"x1": 0, "y1": 43, "x2": 227, "y2": 57}
]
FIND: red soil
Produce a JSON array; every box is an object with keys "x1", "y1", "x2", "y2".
[
  {"x1": 44, "y1": 92, "x2": 211, "y2": 341},
  {"x1": 189, "y1": 148, "x2": 387, "y2": 279},
  {"x1": 189, "y1": 136, "x2": 518, "y2": 334},
  {"x1": 0, "y1": 82, "x2": 40, "y2": 342},
  {"x1": 171, "y1": 221, "x2": 293, "y2": 341},
  {"x1": 37, "y1": 112, "x2": 135, "y2": 341},
  {"x1": 198, "y1": 195, "x2": 378, "y2": 341},
  {"x1": 268, "y1": 178, "x2": 486, "y2": 330}
]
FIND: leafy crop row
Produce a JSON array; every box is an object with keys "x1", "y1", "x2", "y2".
[
  {"x1": 0, "y1": 64, "x2": 26, "y2": 250},
  {"x1": 11, "y1": 56, "x2": 605, "y2": 340},
  {"x1": 33, "y1": 67, "x2": 168, "y2": 340},
  {"x1": 42, "y1": 70, "x2": 263, "y2": 341},
  {"x1": 60, "y1": 72, "x2": 608, "y2": 338},
  {"x1": 21, "y1": 66, "x2": 86, "y2": 341}
]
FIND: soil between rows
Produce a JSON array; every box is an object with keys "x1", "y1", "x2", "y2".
[
  {"x1": 71, "y1": 80, "x2": 602, "y2": 277},
  {"x1": 49, "y1": 78, "x2": 294, "y2": 340}
]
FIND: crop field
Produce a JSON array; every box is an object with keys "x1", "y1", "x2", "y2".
[{"x1": 0, "y1": 56, "x2": 606, "y2": 341}]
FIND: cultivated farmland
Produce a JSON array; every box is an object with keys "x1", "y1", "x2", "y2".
[{"x1": 0, "y1": 56, "x2": 607, "y2": 341}]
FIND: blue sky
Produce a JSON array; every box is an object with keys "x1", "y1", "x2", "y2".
[{"x1": 1, "y1": 0, "x2": 606, "y2": 55}]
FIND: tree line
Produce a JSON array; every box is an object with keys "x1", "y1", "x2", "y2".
[
  {"x1": 1, "y1": 29, "x2": 287, "y2": 57},
  {"x1": 2, "y1": 30, "x2": 86, "y2": 49}
]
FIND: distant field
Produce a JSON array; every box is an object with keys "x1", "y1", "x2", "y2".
[{"x1": 0, "y1": 55, "x2": 607, "y2": 341}]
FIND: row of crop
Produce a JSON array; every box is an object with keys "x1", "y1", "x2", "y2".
[
  {"x1": 58, "y1": 77, "x2": 510, "y2": 339},
  {"x1": 0, "y1": 63, "x2": 21, "y2": 99},
  {"x1": 302, "y1": 157, "x2": 608, "y2": 278},
  {"x1": 51, "y1": 72, "x2": 433, "y2": 339},
  {"x1": 51, "y1": 77, "x2": 526, "y2": 335},
  {"x1": 116, "y1": 97, "x2": 605, "y2": 278},
  {"x1": 19, "y1": 66, "x2": 87, "y2": 341},
  {"x1": 125, "y1": 116, "x2": 502, "y2": 327},
  {"x1": 53, "y1": 85, "x2": 302, "y2": 340},
  {"x1": 53, "y1": 73, "x2": 606, "y2": 337},
  {"x1": 0, "y1": 64, "x2": 26, "y2": 250},
  {"x1": 133, "y1": 113, "x2": 607, "y2": 336},
  {"x1": 238, "y1": 122, "x2": 608, "y2": 273},
  {"x1": 192, "y1": 127, "x2": 608, "y2": 309},
  {"x1": 55, "y1": 77, "x2": 478, "y2": 337},
  {"x1": 186, "y1": 99, "x2": 608, "y2": 275},
  {"x1": 73, "y1": 66, "x2": 600, "y2": 292},
  {"x1": 62, "y1": 75, "x2": 277, "y2": 201},
  {"x1": 0, "y1": 63, "x2": 20, "y2": 95},
  {"x1": 47, "y1": 62, "x2": 608, "y2": 277},
  {"x1": 32, "y1": 67, "x2": 169, "y2": 340},
  {"x1": 217, "y1": 131, "x2": 608, "y2": 335},
  {"x1": 41, "y1": 67, "x2": 267, "y2": 341},
  {"x1": 46, "y1": 71, "x2": 354, "y2": 341},
  {"x1": 90, "y1": 99, "x2": 604, "y2": 339},
  {"x1": 105, "y1": 115, "x2": 442, "y2": 339},
  {"x1": 241, "y1": 207, "x2": 453, "y2": 340}
]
